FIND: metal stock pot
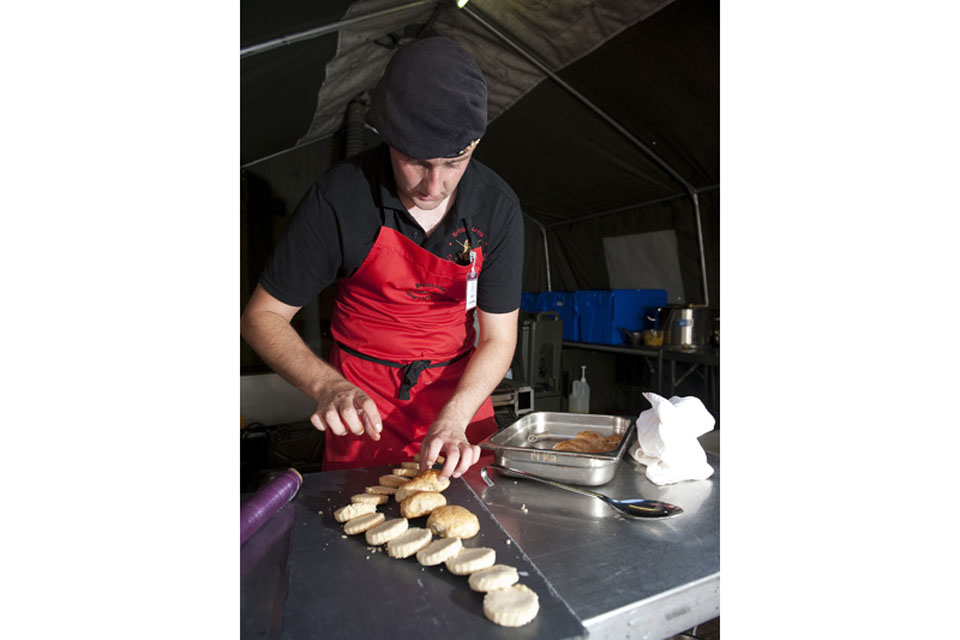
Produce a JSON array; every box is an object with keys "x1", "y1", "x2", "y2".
[{"x1": 660, "y1": 305, "x2": 714, "y2": 349}]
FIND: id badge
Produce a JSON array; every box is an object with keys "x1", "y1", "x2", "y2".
[{"x1": 465, "y1": 251, "x2": 478, "y2": 311}]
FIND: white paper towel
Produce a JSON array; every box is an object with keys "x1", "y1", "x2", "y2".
[{"x1": 630, "y1": 392, "x2": 715, "y2": 485}]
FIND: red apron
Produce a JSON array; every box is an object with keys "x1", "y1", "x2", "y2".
[{"x1": 323, "y1": 225, "x2": 497, "y2": 470}]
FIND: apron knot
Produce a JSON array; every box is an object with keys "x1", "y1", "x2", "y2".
[{"x1": 399, "y1": 359, "x2": 432, "y2": 400}]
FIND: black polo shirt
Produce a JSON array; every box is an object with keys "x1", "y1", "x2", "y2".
[{"x1": 260, "y1": 144, "x2": 524, "y2": 314}]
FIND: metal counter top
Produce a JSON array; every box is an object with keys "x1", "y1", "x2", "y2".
[
  {"x1": 462, "y1": 451, "x2": 719, "y2": 639},
  {"x1": 241, "y1": 452, "x2": 719, "y2": 640}
]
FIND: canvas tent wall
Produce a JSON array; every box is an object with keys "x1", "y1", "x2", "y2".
[{"x1": 241, "y1": 0, "x2": 719, "y2": 365}]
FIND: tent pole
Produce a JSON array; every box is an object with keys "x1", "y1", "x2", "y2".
[
  {"x1": 241, "y1": 124, "x2": 380, "y2": 169},
  {"x1": 544, "y1": 185, "x2": 719, "y2": 228},
  {"x1": 692, "y1": 192, "x2": 709, "y2": 308},
  {"x1": 240, "y1": 0, "x2": 437, "y2": 59},
  {"x1": 462, "y1": 3, "x2": 711, "y2": 306},
  {"x1": 547, "y1": 192, "x2": 683, "y2": 228},
  {"x1": 524, "y1": 214, "x2": 552, "y2": 293}
]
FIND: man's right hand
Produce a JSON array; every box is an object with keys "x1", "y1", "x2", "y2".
[
  {"x1": 241, "y1": 284, "x2": 384, "y2": 442},
  {"x1": 311, "y1": 378, "x2": 383, "y2": 441}
]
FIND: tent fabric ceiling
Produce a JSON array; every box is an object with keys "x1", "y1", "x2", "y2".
[
  {"x1": 240, "y1": 0, "x2": 719, "y2": 306},
  {"x1": 241, "y1": 0, "x2": 680, "y2": 167},
  {"x1": 290, "y1": 0, "x2": 675, "y2": 151}
]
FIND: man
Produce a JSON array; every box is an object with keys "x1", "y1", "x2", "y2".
[{"x1": 241, "y1": 37, "x2": 523, "y2": 481}]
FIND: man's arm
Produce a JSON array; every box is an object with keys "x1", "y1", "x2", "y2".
[
  {"x1": 420, "y1": 308, "x2": 518, "y2": 479},
  {"x1": 240, "y1": 284, "x2": 382, "y2": 440}
]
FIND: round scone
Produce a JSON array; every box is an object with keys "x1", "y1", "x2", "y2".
[
  {"x1": 379, "y1": 474, "x2": 409, "y2": 488},
  {"x1": 365, "y1": 517, "x2": 409, "y2": 546},
  {"x1": 385, "y1": 527, "x2": 433, "y2": 559},
  {"x1": 334, "y1": 502, "x2": 376, "y2": 523},
  {"x1": 396, "y1": 470, "x2": 451, "y2": 502},
  {"x1": 468, "y1": 564, "x2": 520, "y2": 592},
  {"x1": 399, "y1": 461, "x2": 420, "y2": 470},
  {"x1": 351, "y1": 493, "x2": 388, "y2": 506},
  {"x1": 392, "y1": 467, "x2": 419, "y2": 478},
  {"x1": 365, "y1": 485, "x2": 397, "y2": 496},
  {"x1": 343, "y1": 512, "x2": 385, "y2": 535},
  {"x1": 400, "y1": 491, "x2": 447, "y2": 519},
  {"x1": 483, "y1": 584, "x2": 539, "y2": 627},
  {"x1": 426, "y1": 505, "x2": 480, "y2": 539},
  {"x1": 445, "y1": 547, "x2": 496, "y2": 575},
  {"x1": 416, "y1": 536, "x2": 462, "y2": 566}
]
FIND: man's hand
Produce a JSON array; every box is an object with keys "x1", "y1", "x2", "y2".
[
  {"x1": 311, "y1": 378, "x2": 383, "y2": 441},
  {"x1": 420, "y1": 419, "x2": 480, "y2": 481},
  {"x1": 418, "y1": 309, "x2": 518, "y2": 481},
  {"x1": 241, "y1": 285, "x2": 384, "y2": 443}
]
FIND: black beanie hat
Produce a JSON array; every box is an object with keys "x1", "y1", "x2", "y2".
[{"x1": 370, "y1": 37, "x2": 487, "y2": 160}]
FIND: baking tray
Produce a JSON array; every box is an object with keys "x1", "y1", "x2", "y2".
[{"x1": 478, "y1": 412, "x2": 635, "y2": 486}]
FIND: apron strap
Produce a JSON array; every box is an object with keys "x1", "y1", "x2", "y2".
[{"x1": 336, "y1": 342, "x2": 470, "y2": 400}]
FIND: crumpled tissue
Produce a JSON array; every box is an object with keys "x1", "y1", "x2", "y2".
[{"x1": 630, "y1": 392, "x2": 715, "y2": 485}]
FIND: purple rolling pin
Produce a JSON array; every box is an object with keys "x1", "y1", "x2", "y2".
[{"x1": 240, "y1": 468, "x2": 303, "y2": 545}]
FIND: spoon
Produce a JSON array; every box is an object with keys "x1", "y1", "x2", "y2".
[{"x1": 482, "y1": 464, "x2": 683, "y2": 519}]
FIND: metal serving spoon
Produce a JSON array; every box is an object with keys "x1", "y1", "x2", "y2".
[{"x1": 482, "y1": 464, "x2": 683, "y2": 519}]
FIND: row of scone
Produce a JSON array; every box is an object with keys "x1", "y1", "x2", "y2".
[{"x1": 330, "y1": 462, "x2": 540, "y2": 628}]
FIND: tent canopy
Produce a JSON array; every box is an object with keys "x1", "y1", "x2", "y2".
[{"x1": 241, "y1": 0, "x2": 718, "y2": 306}]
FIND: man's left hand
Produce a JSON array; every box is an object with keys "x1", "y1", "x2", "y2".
[{"x1": 420, "y1": 420, "x2": 480, "y2": 481}]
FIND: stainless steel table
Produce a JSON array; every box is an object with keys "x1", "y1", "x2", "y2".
[
  {"x1": 563, "y1": 341, "x2": 664, "y2": 393},
  {"x1": 240, "y1": 452, "x2": 719, "y2": 640},
  {"x1": 463, "y1": 452, "x2": 719, "y2": 639},
  {"x1": 563, "y1": 342, "x2": 720, "y2": 422}
]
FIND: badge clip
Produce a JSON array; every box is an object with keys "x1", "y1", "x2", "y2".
[{"x1": 465, "y1": 250, "x2": 478, "y2": 311}]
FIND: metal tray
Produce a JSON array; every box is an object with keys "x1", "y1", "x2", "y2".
[{"x1": 478, "y1": 412, "x2": 635, "y2": 486}]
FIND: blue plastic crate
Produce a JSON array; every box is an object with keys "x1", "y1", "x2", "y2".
[
  {"x1": 612, "y1": 289, "x2": 668, "y2": 342},
  {"x1": 575, "y1": 289, "x2": 668, "y2": 345},
  {"x1": 537, "y1": 291, "x2": 577, "y2": 341},
  {"x1": 574, "y1": 290, "x2": 612, "y2": 344},
  {"x1": 520, "y1": 292, "x2": 539, "y2": 314}
]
